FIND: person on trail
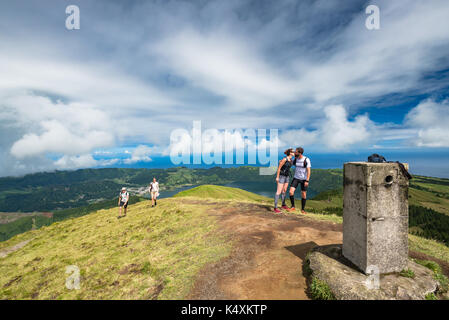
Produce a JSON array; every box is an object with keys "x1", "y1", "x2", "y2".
[
  {"x1": 118, "y1": 187, "x2": 129, "y2": 218},
  {"x1": 287, "y1": 147, "x2": 311, "y2": 214},
  {"x1": 149, "y1": 178, "x2": 159, "y2": 207},
  {"x1": 274, "y1": 148, "x2": 295, "y2": 213}
]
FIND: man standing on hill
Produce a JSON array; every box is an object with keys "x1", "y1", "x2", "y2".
[
  {"x1": 150, "y1": 178, "x2": 159, "y2": 207},
  {"x1": 287, "y1": 147, "x2": 311, "y2": 214},
  {"x1": 118, "y1": 187, "x2": 129, "y2": 218}
]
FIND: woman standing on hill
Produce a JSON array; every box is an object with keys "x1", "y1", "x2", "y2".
[
  {"x1": 150, "y1": 178, "x2": 159, "y2": 207},
  {"x1": 274, "y1": 148, "x2": 294, "y2": 213},
  {"x1": 118, "y1": 187, "x2": 129, "y2": 218}
]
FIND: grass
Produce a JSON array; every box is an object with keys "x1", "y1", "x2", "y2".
[
  {"x1": 425, "y1": 293, "x2": 438, "y2": 300},
  {"x1": 309, "y1": 277, "x2": 335, "y2": 300},
  {"x1": 409, "y1": 234, "x2": 449, "y2": 265},
  {"x1": 2, "y1": 184, "x2": 449, "y2": 300},
  {"x1": 409, "y1": 187, "x2": 449, "y2": 216},
  {"x1": 174, "y1": 184, "x2": 269, "y2": 203},
  {"x1": 413, "y1": 259, "x2": 449, "y2": 293},
  {"x1": 399, "y1": 268, "x2": 416, "y2": 279},
  {"x1": 0, "y1": 198, "x2": 231, "y2": 299}
]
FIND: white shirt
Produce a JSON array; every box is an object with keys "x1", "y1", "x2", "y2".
[
  {"x1": 150, "y1": 182, "x2": 159, "y2": 192},
  {"x1": 293, "y1": 156, "x2": 311, "y2": 180},
  {"x1": 120, "y1": 191, "x2": 129, "y2": 202}
]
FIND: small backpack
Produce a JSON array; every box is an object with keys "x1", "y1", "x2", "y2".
[
  {"x1": 293, "y1": 156, "x2": 308, "y2": 168},
  {"x1": 367, "y1": 154, "x2": 412, "y2": 180},
  {"x1": 279, "y1": 157, "x2": 293, "y2": 176},
  {"x1": 367, "y1": 153, "x2": 386, "y2": 163}
]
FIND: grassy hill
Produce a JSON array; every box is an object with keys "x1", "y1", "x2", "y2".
[
  {"x1": 1, "y1": 185, "x2": 449, "y2": 300},
  {"x1": 0, "y1": 197, "x2": 231, "y2": 299},
  {"x1": 174, "y1": 185, "x2": 268, "y2": 202},
  {"x1": 0, "y1": 167, "x2": 342, "y2": 242},
  {"x1": 0, "y1": 167, "x2": 342, "y2": 212},
  {"x1": 305, "y1": 175, "x2": 449, "y2": 246}
]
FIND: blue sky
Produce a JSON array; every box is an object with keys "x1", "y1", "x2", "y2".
[{"x1": 0, "y1": 0, "x2": 449, "y2": 177}]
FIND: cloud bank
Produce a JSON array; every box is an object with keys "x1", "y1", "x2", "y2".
[{"x1": 0, "y1": 0, "x2": 449, "y2": 176}]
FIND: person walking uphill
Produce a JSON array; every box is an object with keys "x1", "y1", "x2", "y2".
[
  {"x1": 118, "y1": 187, "x2": 129, "y2": 218},
  {"x1": 287, "y1": 147, "x2": 311, "y2": 214},
  {"x1": 274, "y1": 148, "x2": 295, "y2": 213},
  {"x1": 150, "y1": 178, "x2": 159, "y2": 207}
]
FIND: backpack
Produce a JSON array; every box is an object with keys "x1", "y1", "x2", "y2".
[
  {"x1": 293, "y1": 156, "x2": 308, "y2": 168},
  {"x1": 367, "y1": 153, "x2": 386, "y2": 163},
  {"x1": 279, "y1": 157, "x2": 292, "y2": 176},
  {"x1": 367, "y1": 154, "x2": 412, "y2": 180}
]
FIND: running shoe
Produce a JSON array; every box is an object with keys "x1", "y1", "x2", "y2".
[{"x1": 274, "y1": 208, "x2": 282, "y2": 213}]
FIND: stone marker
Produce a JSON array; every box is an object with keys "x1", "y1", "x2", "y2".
[{"x1": 342, "y1": 162, "x2": 409, "y2": 274}]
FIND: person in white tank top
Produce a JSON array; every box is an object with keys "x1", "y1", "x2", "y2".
[{"x1": 149, "y1": 178, "x2": 159, "y2": 207}]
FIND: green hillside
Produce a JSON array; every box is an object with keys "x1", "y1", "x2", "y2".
[
  {"x1": 0, "y1": 167, "x2": 342, "y2": 241},
  {"x1": 0, "y1": 167, "x2": 342, "y2": 212},
  {"x1": 306, "y1": 175, "x2": 449, "y2": 246},
  {"x1": 174, "y1": 185, "x2": 268, "y2": 202},
  {"x1": 0, "y1": 198, "x2": 231, "y2": 299},
  {"x1": 1, "y1": 185, "x2": 449, "y2": 300}
]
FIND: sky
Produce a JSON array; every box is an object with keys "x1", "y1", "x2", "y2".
[{"x1": 0, "y1": 0, "x2": 449, "y2": 177}]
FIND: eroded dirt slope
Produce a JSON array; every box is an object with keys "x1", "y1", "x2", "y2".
[{"x1": 186, "y1": 200, "x2": 343, "y2": 299}]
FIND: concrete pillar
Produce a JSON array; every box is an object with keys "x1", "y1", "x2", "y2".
[{"x1": 342, "y1": 162, "x2": 409, "y2": 274}]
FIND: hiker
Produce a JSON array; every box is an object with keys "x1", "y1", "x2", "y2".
[
  {"x1": 274, "y1": 148, "x2": 295, "y2": 213},
  {"x1": 149, "y1": 177, "x2": 159, "y2": 207},
  {"x1": 287, "y1": 147, "x2": 311, "y2": 214},
  {"x1": 118, "y1": 187, "x2": 129, "y2": 218}
]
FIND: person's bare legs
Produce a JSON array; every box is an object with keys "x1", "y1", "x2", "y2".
[
  {"x1": 124, "y1": 205, "x2": 127, "y2": 216},
  {"x1": 151, "y1": 193, "x2": 155, "y2": 207},
  {"x1": 118, "y1": 205, "x2": 122, "y2": 218}
]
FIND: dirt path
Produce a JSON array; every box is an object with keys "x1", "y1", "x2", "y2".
[
  {"x1": 187, "y1": 201, "x2": 343, "y2": 299},
  {"x1": 0, "y1": 239, "x2": 33, "y2": 258}
]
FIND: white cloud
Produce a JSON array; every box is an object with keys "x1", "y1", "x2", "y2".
[
  {"x1": 320, "y1": 105, "x2": 373, "y2": 149},
  {"x1": 11, "y1": 120, "x2": 114, "y2": 158},
  {"x1": 54, "y1": 154, "x2": 98, "y2": 170},
  {"x1": 124, "y1": 145, "x2": 154, "y2": 164},
  {"x1": 280, "y1": 105, "x2": 374, "y2": 150},
  {"x1": 405, "y1": 100, "x2": 449, "y2": 147},
  {"x1": 152, "y1": 30, "x2": 299, "y2": 110},
  {"x1": 1, "y1": 0, "x2": 449, "y2": 175}
]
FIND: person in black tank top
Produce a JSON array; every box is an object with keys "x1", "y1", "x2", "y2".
[{"x1": 274, "y1": 148, "x2": 294, "y2": 213}]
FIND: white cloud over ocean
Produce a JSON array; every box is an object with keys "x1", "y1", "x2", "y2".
[{"x1": 1, "y1": 0, "x2": 449, "y2": 176}]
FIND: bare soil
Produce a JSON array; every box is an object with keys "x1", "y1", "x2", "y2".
[
  {"x1": 187, "y1": 200, "x2": 343, "y2": 299},
  {"x1": 0, "y1": 239, "x2": 33, "y2": 258}
]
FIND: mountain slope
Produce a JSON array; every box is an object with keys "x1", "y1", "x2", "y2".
[
  {"x1": 1, "y1": 185, "x2": 449, "y2": 300},
  {"x1": 174, "y1": 184, "x2": 269, "y2": 202},
  {"x1": 0, "y1": 198, "x2": 231, "y2": 299},
  {"x1": 0, "y1": 167, "x2": 343, "y2": 212}
]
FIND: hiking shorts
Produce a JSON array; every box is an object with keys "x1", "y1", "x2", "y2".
[
  {"x1": 278, "y1": 175, "x2": 290, "y2": 184},
  {"x1": 290, "y1": 178, "x2": 308, "y2": 191},
  {"x1": 119, "y1": 201, "x2": 128, "y2": 208}
]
